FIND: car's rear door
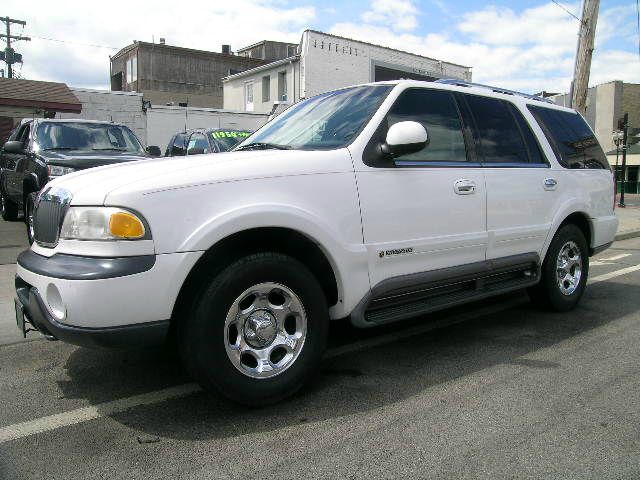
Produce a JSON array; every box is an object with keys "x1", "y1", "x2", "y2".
[
  {"x1": 355, "y1": 87, "x2": 487, "y2": 287},
  {"x1": 459, "y1": 94, "x2": 558, "y2": 260}
]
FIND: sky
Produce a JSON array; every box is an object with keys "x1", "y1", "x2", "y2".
[{"x1": 2, "y1": 0, "x2": 639, "y2": 94}]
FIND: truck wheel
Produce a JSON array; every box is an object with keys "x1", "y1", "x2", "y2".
[
  {"x1": 529, "y1": 224, "x2": 589, "y2": 312},
  {"x1": 25, "y1": 192, "x2": 37, "y2": 244},
  {"x1": 179, "y1": 252, "x2": 329, "y2": 405},
  {"x1": 0, "y1": 185, "x2": 19, "y2": 221}
]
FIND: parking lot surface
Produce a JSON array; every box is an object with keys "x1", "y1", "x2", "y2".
[{"x1": 0, "y1": 217, "x2": 639, "y2": 479}]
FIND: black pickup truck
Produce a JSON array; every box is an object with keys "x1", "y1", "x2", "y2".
[{"x1": 0, "y1": 119, "x2": 160, "y2": 243}]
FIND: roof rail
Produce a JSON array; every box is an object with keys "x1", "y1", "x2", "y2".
[{"x1": 434, "y1": 79, "x2": 556, "y2": 104}]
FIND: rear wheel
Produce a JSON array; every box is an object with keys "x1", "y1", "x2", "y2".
[
  {"x1": 0, "y1": 184, "x2": 19, "y2": 221},
  {"x1": 529, "y1": 224, "x2": 589, "y2": 311},
  {"x1": 25, "y1": 192, "x2": 36, "y2": 244},
  {"x1": 179, "y1": 252, "x2": 329, "y2": 405}
]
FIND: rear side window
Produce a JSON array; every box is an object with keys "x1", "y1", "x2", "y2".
[
  {"x1": 464, "y1": 95, "x2": 531, "y2": 164},
  {"x1": 527, "y1": 106, "x2": 609, "y2": 169},
  {"x1": 386, "y1": 88, "x2": 467, "y2": 163}
]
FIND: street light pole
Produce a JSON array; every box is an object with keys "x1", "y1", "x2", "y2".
[{"x1": 618, "y1": 112, "x2": 629, "y2": 208}]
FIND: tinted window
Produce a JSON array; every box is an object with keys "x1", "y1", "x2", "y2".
[
  {"x1": 168, "y1": 133, "x2": 187, "y2": 156},
  {"x1": 386, "y1": 89, "x2": 467, "y2": 162},
  {"x1": 187, "y1": 133, "x2": 209, "y2": 155},
  {"x1": 465, "y1": 95, "x2": 529, "y2": 163},
  {"x1": 528, "y1": 106, "x2": 609, "y2": 169},
  {"x1": 507, "y1": 103, "x2": 545, "y2": 164}
]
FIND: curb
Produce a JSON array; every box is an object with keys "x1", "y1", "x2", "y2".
[{"x1": 615, "y1": 229, "x2": 640, "y2": 241}]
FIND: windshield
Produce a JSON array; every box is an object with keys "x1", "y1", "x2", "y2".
[
  {"x1": 236, "y1": 85, "x2": 393, "y2": 151},
  {"x1": 209, "y1": 130, "x2": 251, "y2": 152},
  {"x1": 34, "y1": 122, "x2": 145, "y2": 154}
]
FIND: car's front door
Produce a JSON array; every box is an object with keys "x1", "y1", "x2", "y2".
[{"x1": 355, "y1": 88, "x2": 487, "y2": 287}]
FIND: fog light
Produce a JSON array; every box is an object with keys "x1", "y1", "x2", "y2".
[{"x1": 46, "y1": 283, "x2": 66, "y2": 321}]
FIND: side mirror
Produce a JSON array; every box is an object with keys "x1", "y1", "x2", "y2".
[
  {"x1": 3, "y1": 140, "x2": 24, "y2": 154},
  {"x1": 187, "y1": 147, "x2": 205, "y2": 155},
  {"x1": 146, "y1": 145, "x2": 162, "y2": 157},
  {"x1": 381, "y1": 121, "x2": 428, "y2": 158}
]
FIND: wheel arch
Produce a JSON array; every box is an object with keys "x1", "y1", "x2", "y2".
[
  {"x1": 169, "y1": 226, "x2": 341, "y2": 333},
  {"x1": 541, "y1": 209, "x2": 593, "y2": 261}
]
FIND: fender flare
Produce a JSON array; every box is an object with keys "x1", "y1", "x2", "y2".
[{"x1": 539, "y1": 200, "x2": 593, "y2": 261}]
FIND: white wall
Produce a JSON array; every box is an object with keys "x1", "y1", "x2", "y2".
[
  {"x1": 146, "y1": 106, "x2": 268, "y2": 151},
  {"x1": 300, "y1": 30, "x2": 472, "y2": 98},
  {"x1": 57, "y1": 88, "x2": 146, "y2": 143}
]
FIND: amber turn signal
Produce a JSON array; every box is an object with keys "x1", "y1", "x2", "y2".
[{"x1": 109, "y1": 212, "x2": 145, "y2": 239}]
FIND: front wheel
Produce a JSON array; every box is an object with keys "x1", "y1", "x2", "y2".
[
  {"x1": 529, "y1": 224, "x2": 589, "y2": 312},
  {"x1": 0, "y1": 185, "x2": 19, "y2": 221},
  {"x1": 179, "y1": 252, "x2": 329, "y2": 405}
]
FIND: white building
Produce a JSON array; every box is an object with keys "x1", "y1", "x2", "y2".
[{"x1": 223, "y1": 30, "x2": 472, "y2": 114}]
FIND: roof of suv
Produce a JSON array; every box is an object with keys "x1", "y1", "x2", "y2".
[{"x1": 23, "y1": 118, "x2": 131, "y2": 128}]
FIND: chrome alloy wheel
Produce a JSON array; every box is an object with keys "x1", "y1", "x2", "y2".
[
  {"x1": 224, "y1": 282, "x2": 307, "y2": 379},
  {"x1": 556, "y1": 240, "x2": 582, "y2": 296}
]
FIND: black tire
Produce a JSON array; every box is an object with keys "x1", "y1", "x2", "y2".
[
  {"x1": 25, "y1": 192, "x2": 37, "y2": 244},
  {"x1": 529, "y1": 224, "x2": 589, "y2": 312},
  {"x1": 179, "y1": 252, "x2": 329, "y2": 406},
  {"x1": 0, "y1": 184, "x2": 19, "y2": 221}
]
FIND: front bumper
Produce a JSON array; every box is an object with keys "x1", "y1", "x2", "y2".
[
  {"x1": 15, "y1": 278, "x2": 169, "y2": 348},
  {"x1": 15, "y1": 249, "x2": 202, "y2": 347}
]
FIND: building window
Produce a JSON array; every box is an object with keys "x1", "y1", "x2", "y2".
[
  {"x1": 262, "y1": 76, "x2": 270, "y2": 102},
  {"x1": 287, "y1": 45, "x2": 296, "y2": 57},
  {"x1": 278, "y1": 71, "x2": 287, "y2": 101},
  {"x1": 244, "y1": 81, "x2": 254, "y2": 112},
  {"x1": 126, "y1": 55, "x2": 137, "y2": 86}
]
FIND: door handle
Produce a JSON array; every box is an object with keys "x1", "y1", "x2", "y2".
[
  {"x1": 454, "y1": 178, "x2": 476, "y2": 195},
  {"x1": 544, "y1": 178, "x2": 557, "y2": 190}
]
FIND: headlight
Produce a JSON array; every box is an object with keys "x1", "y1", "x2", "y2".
[
  {"x1": 60, "y1": 207, "x2": 148, "y2": 240},
  {"x1": 48, "y1": 165, "x2": 76, "y2": 178}
]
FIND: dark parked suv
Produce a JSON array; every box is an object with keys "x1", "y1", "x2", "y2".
[{"x1": 0, "y1": 119, "x2": 158, "y2": 243}]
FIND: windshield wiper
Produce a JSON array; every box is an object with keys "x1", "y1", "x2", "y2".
[
  {"x1": 235, "y1": 142, "x2": 292, "y2": 151},
  {"x1": 92, "y1": 147, "x2": 127, "y2": 151},
  {"x1": 43, "y1": 147, "x2": 82, "y2": 151}
]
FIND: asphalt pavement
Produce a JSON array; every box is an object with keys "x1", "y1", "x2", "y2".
[{"x1": 0, "y1": 217, "x2": 639, "y2": 479}]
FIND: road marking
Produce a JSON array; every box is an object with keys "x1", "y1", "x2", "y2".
[
  {"x1": 0, "y1": 384, "x2": 201, "y2": 444},
  {"x1": 0, "y1": 297, "x2": 526, "y2": 444},
  {"x1": 589, "y1": 264, "x2": 640, "y2": 285},
  {"x1": 599, "y1": 253, "x2": 632, "y2": 262}
]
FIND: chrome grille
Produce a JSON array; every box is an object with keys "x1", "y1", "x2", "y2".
[{"x1": 33, "y1": 187, "x2": 72, "y2": 248}]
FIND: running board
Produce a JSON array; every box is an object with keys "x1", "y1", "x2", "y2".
[{"x1": 351, "y1": 253, "x2": 540, "y2": 328}]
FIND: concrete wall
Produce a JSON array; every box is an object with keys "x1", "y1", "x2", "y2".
[
  {"x1": 622, "y1": 83, "x2": 640, "y2": 140},
  {"x1": 146, "y1": 106, "x2": 268, "y2": 151},
  {"x1": 56, "y1": 88, "x2": 146, "y2": 143},
  {"x1": 300, "y1": 30, "x2": 471, "y2": 98}
]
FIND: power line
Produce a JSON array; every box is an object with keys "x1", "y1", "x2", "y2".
[
  {"x1": 29, "y1": 35, "x2": 119, "y2": 50},
  {"x1": 550, "y1": 0, "x2": 584, "y2": 24}
]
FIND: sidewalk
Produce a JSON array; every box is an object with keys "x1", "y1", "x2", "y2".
[{"x1": 616, "y1": 194, "x2": 640, "y2": 240}]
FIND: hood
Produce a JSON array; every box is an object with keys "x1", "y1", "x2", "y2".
[
  {"x1": 40, "y1": 150, "x2": 148, "y2": 170},
  {"x1": 46, "y1": 149, "x2": 352, "y2": 205}
]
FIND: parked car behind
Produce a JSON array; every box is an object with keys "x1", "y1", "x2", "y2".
[
  {"x1": 0, "y1": 119, "x2": 157, "y2": 243},
  {"x1": 165, "y1": 128, "x2": 252, "y2": 157}
]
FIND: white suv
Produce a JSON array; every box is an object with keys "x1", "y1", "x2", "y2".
[{"x1": 15, "y1": 80, "x2": 618, "y2": 404}]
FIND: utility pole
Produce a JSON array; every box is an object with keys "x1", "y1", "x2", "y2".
[
  {"x1": 0, "y1": 16, "x2": 30, "y2": 78},
  {"x1": 570, "y1": 0, "x2": 599, "y2": 115},
  {"x1": 618, "y1": 112, "x2": 629, "y2": 208}
]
